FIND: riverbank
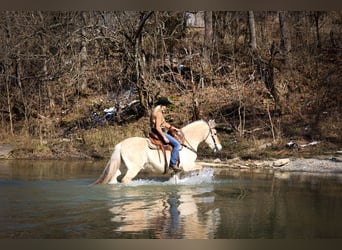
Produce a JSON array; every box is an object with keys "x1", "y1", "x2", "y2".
[
  {"x1": 0, "y1": 144, "x2": 14, "y2": 158},
  {"x1": 1, "y1": 140, "x2": 341, "y2": 175},
  {"x1": 198, "y1": 154, "x2": 342, "y2": 175}
]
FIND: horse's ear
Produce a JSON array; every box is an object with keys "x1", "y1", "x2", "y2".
[{"x1": 208, "y1": 119, "x2": 216, "y2": 128}]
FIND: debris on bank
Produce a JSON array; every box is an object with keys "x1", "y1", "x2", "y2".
[{"x1": 286, "y1": 140, "x2": 321, "y2": 149}]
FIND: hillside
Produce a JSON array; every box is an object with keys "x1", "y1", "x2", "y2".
[{"x1": 0, "y1": 11, "x2": 341, "y2": 160}]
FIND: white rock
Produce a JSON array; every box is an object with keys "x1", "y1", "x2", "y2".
[
  {"x1": 213, "y1": 158, "x2": 221, "y2": 163},
  {"x1": 273, "y1": 158, "x2": 291, "y2": 167}
]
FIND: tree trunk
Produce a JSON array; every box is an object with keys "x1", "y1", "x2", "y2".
[
  {"x1": 80, "y1": 11, "x2": 88, "y2": 91},
  {"x1": 16, "y1": 55, "x2": 29, "y2": 129},
  {"x1": 279, "y1": 11, "x2": 292, "y2": 70},
  {"x1": 203, "y1": 11, "x2": 213, "y2": 76},
  {"x1": 5, "y1": 79, "x2": 13, "y2": 136},
  {"x1": 4, "y1": 12, "x2": 14, "y2": 136},
  {"x1": 133, "y1": 11, "x2": 154, "y2": 113},
  {"x1": 204, "y1": 11, "x2": 213, "y2": 57},
  {"x1": 248, "y1": 11, "x2": 257, "y2": 51},
  {"x1": 38, "y1": 11, "x2": 55, "y2": 111},
  {"x1": 313, "y1": 12, "x2": 322, "y2": 49}
]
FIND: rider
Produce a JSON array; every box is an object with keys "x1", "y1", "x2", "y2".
[{"x1": 150, "y1": 97, "x2": 182, "y2": 172}]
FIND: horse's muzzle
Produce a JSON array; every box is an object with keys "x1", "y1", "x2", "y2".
[{"x1": 214, "y1": 144, "x2": 222, "y2": 152}]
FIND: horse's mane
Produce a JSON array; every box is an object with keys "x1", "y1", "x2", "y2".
[
  {"x1": 181, "y1": 120, "x2": 206, "y2": 130},
  {"x1": 182, "y1": 120, "x2": 206, "y2": 129}
]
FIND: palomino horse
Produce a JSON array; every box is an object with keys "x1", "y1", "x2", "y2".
[{"x1": 93, "y1": 120, "x2": 222, "y2": 184}]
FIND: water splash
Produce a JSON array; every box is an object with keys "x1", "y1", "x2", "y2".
[
  {"x1": 128, "y1": 167, "x2": 215, "y2": 186},
  {"x1": 167, "y1": 167, "x2": 215, "y2": 185}
]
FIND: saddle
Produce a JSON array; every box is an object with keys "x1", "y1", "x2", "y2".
[{"x1": 148, "y1": 128, "x2": 184, "y2": 174}]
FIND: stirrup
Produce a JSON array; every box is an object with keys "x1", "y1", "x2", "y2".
[{"x1": 169, "y1": 165, "x2": 183, "y2": 173}]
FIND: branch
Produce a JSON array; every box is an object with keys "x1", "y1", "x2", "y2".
[{"x1": 133, "y1": 11, "x2": 154, "y2": 43}]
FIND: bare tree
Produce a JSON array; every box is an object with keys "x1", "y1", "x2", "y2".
[
  {"x1": 0, "y1": 11, "x2": 340, "y2": 147},
  {"x1": 79, "y1": 11, "x2": 89, "y2": 91},
  {"x1": 203, "y1": 11, "x2": 213, "y2": 66},
  {"x1": 248, "y1": 11, "x2": 257, "y2": 51},
  {"x1": 132, "y1": 11, "x2": 154, "y2": 112},
  {"x1": 312, "y1": 11, "x2": 323, "y2": 49},
  {"x1": 3, "y1": 12, "x2": 14, "y2": 135},
  {"x1": 279, "y1": 11, "x2": 292, "y2": 69}
]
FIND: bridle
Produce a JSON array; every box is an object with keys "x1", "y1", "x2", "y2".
[
  {"x1": 181, "y1": 121, "x2": 219, "y2": 154},
  {"x1": 205, "y1": 121, "x2": 220, "y2": 152}
]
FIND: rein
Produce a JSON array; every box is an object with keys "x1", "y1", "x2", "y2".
[{"x1": 181, "y1": 135, "x2": 197, "y2": 154}]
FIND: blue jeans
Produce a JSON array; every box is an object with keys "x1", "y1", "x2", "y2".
[{"x1": 164, "y1": 132, "x2": 181, "y2": 167}]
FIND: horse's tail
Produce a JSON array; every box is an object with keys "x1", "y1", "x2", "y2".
[{"x1": 92, "y1": 143, "x2": 122, "y2": 185}]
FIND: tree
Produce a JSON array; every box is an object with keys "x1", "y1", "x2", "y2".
[
  {"x1": 312, "y1": 11, "x2": 323, "y2": 49},
  {"x1": 79, "y1": 11, "x2": 89, "y2": 91},
  {"x1": 278, "y1": 11, "x2": 292, "y2": 69},
  {"x1": 248, "y1": 11, "x2": 257, "y2": 51},
  {"x1": 131, "y1": 11, "x2": 154, "y2": 113},
  {"x1": 203, "y1": 11, "x2": 213, "y2": 67}
]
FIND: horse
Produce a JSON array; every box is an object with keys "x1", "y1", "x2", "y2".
[{"x1": 93, "y1": 119, "x2": 222, "y2": 184}]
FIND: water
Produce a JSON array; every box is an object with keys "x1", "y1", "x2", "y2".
[{"x1": 0, "y1": 160, "x2": 342, "y2": 239}]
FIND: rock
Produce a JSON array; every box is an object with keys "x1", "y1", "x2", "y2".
[
  {"x1": 261, "y1": 161, "x2": 274, "y2": 168},
  {"x1": 286, "y1": 140, "x2": 297, "y2": 148},
  {"x1": 213, "y1": 158, "x2": 221, "y2": 163},
  {"x1": 280, "y1": 158, "x2": 342, "y2": 173},
  {"x1": 258, "y1": 143, "x2": 272, "y2": 150},
  {"x1": 273, "y1": 158, "x2": 291, "y2": 167},
  {"x1": 239, "y1": 165, "x2": 250, "y2": 169},
  {"x1": 254, "y1": 161, "x2": 264, "y2": 167},
  {"x1": 327, "y1": 157, "x2": 342, "y2": 162},
  {"x1": 0, "y1": 144, "x2": 15, "y2": 158},
  {"x1": 300, "y1": 141, "x2": 320, "y2": 148}
]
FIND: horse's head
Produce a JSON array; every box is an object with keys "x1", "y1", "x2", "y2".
[{"x1": 205, "y1": 119, "x2": 222, "y2": 152}]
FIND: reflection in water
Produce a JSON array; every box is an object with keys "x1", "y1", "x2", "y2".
[
  {"x1": 109, "y1": 169, "x2": 220, "y2": 239},
  {"x1": 168, "y1": 192, "x2": 180, "y2": 236},
  {"x1": 0, "y1": 160, "x2": 342, "y2": 238},
  {"x1": 0, "y1": 160, "x2": 105, "y2": 181}
]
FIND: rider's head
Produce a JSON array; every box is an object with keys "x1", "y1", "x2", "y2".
[{"x1": 156, "y1": 97, "x2": 173, "y2": 107}]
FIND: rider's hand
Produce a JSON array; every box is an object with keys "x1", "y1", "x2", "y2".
[{"x1": 163, "y1": 136, "x2": 169, "y2": 144}]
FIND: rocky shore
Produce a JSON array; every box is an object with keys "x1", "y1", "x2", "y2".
[
  {"x1": 0, "y1": 144, "x2": 14, "y2": 159},
  {"x1": 198, "y1": 153, "x2": 342, "y2": 175}
]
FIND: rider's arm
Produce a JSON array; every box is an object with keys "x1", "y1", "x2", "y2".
[
  {"x1": 161, "y1": 118, "x2": 180, "y2": 133},
  {"x1": 163, "y1": 121, "x2": 179, "y2": 132},
  {"x1": 155, "y1": 112, "x2": 169, "y2": 143}
]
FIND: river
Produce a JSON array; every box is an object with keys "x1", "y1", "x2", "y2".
[{"x1": 0, "y1": 160, "x2": 341, "y2": 239}]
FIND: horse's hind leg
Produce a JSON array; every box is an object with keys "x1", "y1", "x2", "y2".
[
  {"x1": 109, "y1": 169, "x2": 121, "y2": 184},
  {"x1": 121, "y1": 167, "x2": 141, "y2": 184},
  {"x1": 119, "y1": 138, "x2": 146, "y2": 184}
]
